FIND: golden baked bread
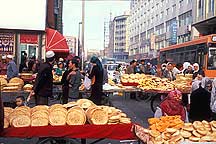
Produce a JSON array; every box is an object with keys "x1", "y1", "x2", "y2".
[
  {"x1": 49, "y1": 110, "x2": 66, "y2": 126},
  {"x1": 9, "y1": 77, "x2": 24, "y2": 87},
  {"x1": 31, "y1": 117, "x2": 49, "y2": 126},
  {"x1": 66, "y1": 107, "x2": 86, "y2": 125},
  {"x1": 4, "y1": 118, "x2": 9, "y2": 128},
  {"x1": 149, "y1": 130, "x2": 160, "y2": 138},
  {"x1": 180, "y1": 130, "x2": 192, "y2": 138},
  {"x1": 11, "y1": 115, "x2": 31, "y2": 127},
  {"x1": 86, "y1": 107, "x2": 108, "y2": 125},
  {"x1": 188, "y1": 136, "x2": 200, "y2": 142}
]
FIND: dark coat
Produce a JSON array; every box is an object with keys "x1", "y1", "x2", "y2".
[
  {"x1": 33, "y1": 62, "x2": 53, "y2": 98},
  {"x1": 189, "y1": 86, "x2": 211, "y2": 122},
  {"x1": 0, "y1": 92, "x2": 3, "y2": 132}
]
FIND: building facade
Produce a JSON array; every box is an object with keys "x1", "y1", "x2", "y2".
[
  {"x1": 129, "y1": 0, "x2": 193, "y2": 59},
  {"x1": 113, "y1": 15, "x2": 129, "y2": 60},
  {"x1": 65, "y1": 36, "x2": 76, "y2": 54},
  {"x1": 54, "y1": 0, "x2": 63, "y2": 34},
  {"x1": 193, "y1": 0, "x2": 216, "y2": 36}
]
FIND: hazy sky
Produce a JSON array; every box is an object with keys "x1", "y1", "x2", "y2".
[{"x1": 63, "y1": 0, "x2": 130, "y2": 51}]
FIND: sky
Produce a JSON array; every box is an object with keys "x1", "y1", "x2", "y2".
[{"x1": 63, "y1": 0, "x2": 130, "y2": 51}]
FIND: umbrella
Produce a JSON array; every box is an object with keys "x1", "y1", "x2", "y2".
[{"x1": 45, "y1": 28, "x2": 69, "y2": 53}]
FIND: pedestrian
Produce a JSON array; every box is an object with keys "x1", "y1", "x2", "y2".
[
  {"x1": 139, "y1": 59, "x2": 146, "y2": 73},
  {"x1": 0, "y1": 55, "x2": 7, "y2": 75},
  {"x1": 126, "y1": 59, "x2": 137, "y2": 74},
  {"x1": 6, "y1": 55, "x2": 18, "y2": 80},
  {"x1": 183, "y1": 64, "x2": 193, "y2": 75},
  {"x1": 189, "y1": 79, "x2": 212, "y2": 122},
  {"x1": 193, "y1": 63, "x2": 205, "y2": 79},
  {"x1": 211, "y1": 78, "x2": 216, "y2": 120},
  {"x1": 19, "y1": 52, "x2": 28, "y2": 73},
  {"x1": 27, "y1": 51, "x2": 55, "y2": 105},
  {"x1": 173, "y1": 63, "x2": 183, "y2": 76},
  {"x1": 67, "y1": 59, "x2": 82, "y2": 100},
  {"x1": 88, "y1": 56, "x2": 103, "y2": 105},
  {"x1": 144, "y1": 62, "x2": 155, "y2": 75},
  {"x1": 162, "y1": 62, "x2": 175, "y2": 81}
]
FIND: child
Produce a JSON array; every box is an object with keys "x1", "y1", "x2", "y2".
[{"x1": 15, "y1": 96, "x2": 26, "y2": 107}]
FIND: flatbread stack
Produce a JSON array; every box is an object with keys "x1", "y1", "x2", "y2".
[
  {"x1": 23, "y1": 84, "x2": 33, "y2": 92},
  {"x1": 66, "y1": 106, "x2": 86, "y2": 125},
  {"x1": 141, "y1": 116, "x2": 216, "y2": 143},
  {"x1": 100, "y1": 106, "x2": 131, "y2": 124},
  {"x1": 49, "y1": 104, "x2": 67, "y2": 126},
  {"x1": 9, "y1": 77, "x2": 24, "y2": 89},
  {"x1": 86, "y1": 106, "x2": 108, "y2": 125},
  {"x1": 76, "y1": 99, "x2": 95, "y2": 110},
  {"x1": 0, "y1": 78, "x2": 7, "y2": 90},
  {"x1": 9, "y1": 106, "x2": 31, "y2": 127},
  {"x1": 20, "y1": 73, "x2": 33, "y2": 79},
  {"x1": 31, "y1": 105, "x2": 49, "y2": 126}
]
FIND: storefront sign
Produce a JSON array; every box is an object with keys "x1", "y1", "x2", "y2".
[
  {"x1": 155, "y1": 34, "x2": 166, "y2": 42},
  {"x1": 150, "y1": 34, "x2": 155, "y2": 50},
  {"x1": 20, "y1": 34, "x2": 38, "y2": 44},
  {"x1": 170, "y1": 21, "x2": 177, "y2": 45},
  {"x1": 0, "y1": 33, "x2": 14, "y2": 54}
]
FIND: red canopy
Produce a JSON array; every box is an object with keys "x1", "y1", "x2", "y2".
[{"x1": 45, "y1": 28, "x2": 69, "y2": 53}]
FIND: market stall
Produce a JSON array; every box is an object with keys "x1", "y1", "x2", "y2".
[{"x1": 1, "y1": 99, "x2": 138, "y2": 144}]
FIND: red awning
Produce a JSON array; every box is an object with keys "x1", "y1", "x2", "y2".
[{"x1": 45, "y1": 28, "x2": 69, "y2": 53}]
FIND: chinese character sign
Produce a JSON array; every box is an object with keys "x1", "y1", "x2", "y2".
[{"x1": 0, "y1": 33, "x2": 14, "y2": 54}]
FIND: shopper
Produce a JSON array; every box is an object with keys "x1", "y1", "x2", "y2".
[
  {"x1": 0, "y1": 55, "x2": 7, "y2": 75},
  {"x1": 139, "y1": 59, "x2": 146, "y2": 73},
  {"x1": 193, "y1": 63, "x2": 205, "y2": 79},
  {"x1": 27, "y1": 51, "x2": 55, "y2": 105},
  {"x1": 55, "y1": 61, "x2": 65, "y2": 76},
  {"x1": 144, "y1": 62, "x2": 155, "y2": 75},
  {"x1": 19, "y1": 52, "x2": 28, "y2": 73},
  {"x1": 162, "y1": 62, "x2": 175, "y2": 81},
  {"x1": 67, "y1": 59, "x2": 81, "y2": 100},
  {"x1": 6, "y1": 55, "x2": 18, "y2": 80},
  {"x1": 183, "y1": 64, "x2": 193, "y2": 75},
  {"x1": 173, "y1": 63, "x2": 183, "y2": 76},
  {"x1": 126, "y1": 59, "x2": 137, "y2": 74},
  {"x1": 88, "y1": 56, "x2": 103, "y2": 105}
]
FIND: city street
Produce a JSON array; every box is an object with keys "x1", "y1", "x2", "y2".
[{"x1": 0, "y1": 94, "x2": 153, "y2": 144}]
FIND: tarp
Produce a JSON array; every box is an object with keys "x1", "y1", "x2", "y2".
[{"x1": 46, "y1": 28, "x2": 69, "y2": 53}]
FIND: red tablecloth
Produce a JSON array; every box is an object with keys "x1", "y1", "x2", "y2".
[{"x1": 1, "y1": 124, "x2": 136, "y2": 140}]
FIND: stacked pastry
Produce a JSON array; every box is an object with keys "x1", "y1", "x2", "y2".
[
  {"x1": 3, "y1": 99, "x2": 132, "y2": 128},
  {"x1": 140, "y1": 116, "x2": 216, "y2": 143},
  {"x1": 2, "y1": 77, "x2": 24, "y2": 92}
]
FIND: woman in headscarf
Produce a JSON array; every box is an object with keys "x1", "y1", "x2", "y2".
[
  {"x1": 154, "y1": 89, "x2": 187, "y2": 121},
  {"x1": 88, "y1": 56, "x2": 103, "y2": 105},
  {"x1": 193, "y1": 63, "x2": 205, "y2": 79}
]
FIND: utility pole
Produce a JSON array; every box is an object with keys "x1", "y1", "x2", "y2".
[{"x1": 81, "y1": 0, "x2": 85, "y2": 70}]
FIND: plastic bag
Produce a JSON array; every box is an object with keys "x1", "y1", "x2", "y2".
[{"x1": 84, "y1": 76, "x2": 91, "y2": 90}]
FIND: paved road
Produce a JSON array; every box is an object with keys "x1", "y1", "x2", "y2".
[{"x1": 0, "y1": 94, "x2": 154, "y2": 144}]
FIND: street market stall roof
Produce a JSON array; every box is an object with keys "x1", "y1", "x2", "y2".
[{"x1": 45, "y1": 28, "x2": 69, "y2": 53}]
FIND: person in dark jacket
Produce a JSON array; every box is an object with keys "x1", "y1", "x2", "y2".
[
  {"x1": 0, "y1": 91, "x2": 4, "y2": 132},
  {"x1": 88, "y1": 56, "x2": 103, "y2": 105},
  {"x1": 27, "y1": 51, "x2": 55, "y2": 105},
  {"x1": 189, "y1": 82, "x2": 212, "y2": 122},
  {"x1": 67, "y1": 59, "x2": 81, "y2": 100}
]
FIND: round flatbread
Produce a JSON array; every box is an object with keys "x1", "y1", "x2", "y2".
[
  {"x1": 49, "y1": 110, "x2": 66, "y2": 126},
  {"x1": 11, "y1": 115, "x2": 31, "y2": 127},
  {"x1": 31, "y1": 117, "x2": 49, "y2": 127},
  {"x1": 66, "y1": 109, "x2": 86, "y2": 125}
]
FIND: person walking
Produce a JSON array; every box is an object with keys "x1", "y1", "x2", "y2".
[
  {"x1": 0, "y1": 55, "x2": 7, "y2": 75},
  {"x1": 88, "y1": 56, "x2": 103, "y2": 105},
  {"x1": 67, "y1": 59, "x2": 81, "y2": 100},
  {"x1": 6, "y1": 55, "x2": 18, "y2": 80},
  {"x1": 27, "y1": 51, "x2": 55, "y2": 105}
]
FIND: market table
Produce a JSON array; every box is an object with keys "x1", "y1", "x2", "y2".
[{"x1": 1, "y1": 124, "x2": 138, "y2": 144}]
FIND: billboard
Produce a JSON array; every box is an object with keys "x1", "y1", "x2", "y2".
[
  {"x1": 0, "y1": 0, "x2": 47, "y2": 31},
  {"x1": 0, "y1": 33, "x2": 15, "y2": 54}
]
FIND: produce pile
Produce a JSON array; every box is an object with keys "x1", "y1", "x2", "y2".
[
  {"x1": 135, "y1": 116, "x2": 216, "y2": 143},
  {"x1": 4, "y1": 99, "x2": 131, "y2": 128}
]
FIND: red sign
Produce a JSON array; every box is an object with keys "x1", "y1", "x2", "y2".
[{"x1": 20, "y1": 34, "x2": 38, "y2": 44}]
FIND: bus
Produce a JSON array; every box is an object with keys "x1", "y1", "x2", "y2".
[{"x1": 159, "y1": 34, "x2": 216, "y2": 78}]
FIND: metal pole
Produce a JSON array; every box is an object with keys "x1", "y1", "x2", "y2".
[
  {"x1": 78, "y1": 22, "x2": 82, "y2": 57},
  {"x1": 81, "y1": 0, "x2": 85, "y2": 70}
]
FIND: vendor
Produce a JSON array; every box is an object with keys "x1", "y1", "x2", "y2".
[
  {"x1": 0, "y1": 55, "x2": 7, "y2": 75},
  {"x1": 6, "y1": 55, "x2": 19, "y2": 80},
  {"x1": 27, "y1": 51, "x2": 55, "y2": 105}
]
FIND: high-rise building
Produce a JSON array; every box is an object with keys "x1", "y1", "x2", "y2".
[
  {"x1": 193, "y1": 0, "x2": 216, "y2": 36},
  {"x1": 113, "y1": 14, "x2": 129, "y2": 60},
  {"x1": 54, "y1": 0, "x2": 63, "y2": 33},
  {"x1": 129, "y1": 0, "x2": 193, "y2": 59}
]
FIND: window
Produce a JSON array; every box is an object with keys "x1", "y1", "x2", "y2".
[
  {"x1": 166, "y1": 8, "x2": 170, "y2": 15},
  {"x1": 198, "y1": 0, "x2": 204, "y2": 17},
  {"x1": 178, "y1": 10, "x2": 192, "y2": 27},
  {"x1": 208, "y1": 0, "x2": 214, "y2": 13},
  {"x1": 160, "y1": 11, "x2": 164, "y2": 19},
  {"x1": 208, "y1": 47, "x2": 216, "y2": 70},
  {"x1": 172, "y1": 4, "x2": 176, "y2": 13}
]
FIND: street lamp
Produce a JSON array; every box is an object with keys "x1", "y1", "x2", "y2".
[
  {"x1": 81, "y1": 0, "x2": 85, "y2": 70},
  {"x1": 78, "y1": 22, "x2": 82, "y2": 57}
]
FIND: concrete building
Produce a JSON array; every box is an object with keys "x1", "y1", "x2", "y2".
[
  {"x1": 54, "y1": 0, "x2": 63, "y2": 34},
  {"x1": 193, "y1": 0, "x2": 216, "y2": 36},
  {"x1": 65, "y1": 36, "x2": 76, "y2": 54},
  {"x1": 113, "y1": 14, "x2": 129, "y2": 60},
  {"x1": 129, "y1": 0, "x2": 193, "y2": 59}
]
